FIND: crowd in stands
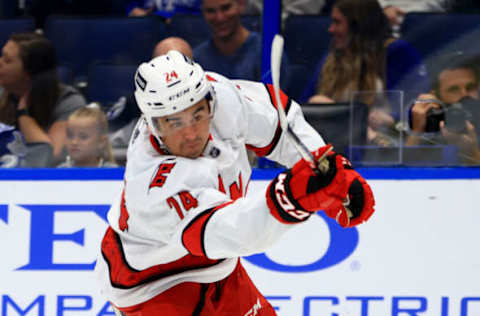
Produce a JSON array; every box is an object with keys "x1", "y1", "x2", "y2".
[
  {"x1": 0, "y1": 32, "x2": 86, "y2": 167},
  {"x1": 0, "y1": 0, "x2": 479, "y2": 168}
]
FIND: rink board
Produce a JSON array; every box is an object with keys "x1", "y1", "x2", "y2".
[{"x1": 0, "y1": 168, "x2": 479, "y2": 316}]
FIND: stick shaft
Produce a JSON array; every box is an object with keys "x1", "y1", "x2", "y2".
[{"x1": 270, "y1": 34, "x2": 326, "y2": 174}]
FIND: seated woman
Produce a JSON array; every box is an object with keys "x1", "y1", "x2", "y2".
[
  {"x1": 58, "y1": 105, "x2": 118, "y2": 168},
  {"x1": 0, "y1": 32, "x2": 86, "y2": 166},
  {"x1": 300, "y1": 0, "x2": 429, "y2": 146}
]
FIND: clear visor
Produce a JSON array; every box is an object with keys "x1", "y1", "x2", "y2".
[{"x1": 152, "y1": 101, "x2": 213, "y2": 137}]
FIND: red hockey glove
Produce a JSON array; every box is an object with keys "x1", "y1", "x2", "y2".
[
  {"x1": 266, "y1": 145, "x2": 350, "y2": 224},
  {"x1": 335, "y1": 167, "x2": 375, "y2": 227}
]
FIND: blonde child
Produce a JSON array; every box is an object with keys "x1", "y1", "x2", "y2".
[{"x1": 58, "y1": 104, "x2": 118, "y2": 167}]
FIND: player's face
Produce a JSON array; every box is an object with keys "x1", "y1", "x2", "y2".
[
  {"x1": 157, "y1": 100, "x2": 211, "y2": 158},
  {"x1": 328, "y1": 7, "x2": 350, "y2": 50},
  {"x1": 0, "y1": 40, "x2": 29, "y2": 92},
  {"x1": 202, "y1": 0, "x2": 243, "y2": 40},
  {"x1": 437, "y1": 68, "x2": 479, "y2": 104},
  {"x1": 66, "y1": 116, "x2": 106, "y2": 166}
]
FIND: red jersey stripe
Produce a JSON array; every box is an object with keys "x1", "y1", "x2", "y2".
[
  {"x1": 101, "y1": 227, "x2": 223, "y2": 289},
  {"x1": 181, "y1": 201, "x2": 234, "y2": 257}
]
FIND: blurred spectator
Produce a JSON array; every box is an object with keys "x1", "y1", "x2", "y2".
[
  {"x1": 301, "y1": 0, "x2": 429, "y2": 145},
  {"x1": 0, "y1": 32, "x2": 86, "y2": 167},
  {"x1": 152, "y1": 36, "x2": 193, "y2": 58},
  {"x1": 406, "y1": 52, "x2": 480, "y2": 164},
  {"x1": 194, "y1": 0, "x2": 290, "y2": 89},
  {"x1": 58, "y1": 104, "x2": 118, "y2": 167},
  {"x1": 126, "y1": 0, "x2": 201, "y2": 19}
]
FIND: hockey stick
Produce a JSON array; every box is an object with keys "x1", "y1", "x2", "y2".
[
  {"x1": 270, "y1": 34, "x2": 330, "y2": 175},
  {"x1": 271, "y1": 35, "x2": 353, "y2": 221}
]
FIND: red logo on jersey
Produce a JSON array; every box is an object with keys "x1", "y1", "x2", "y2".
[
  {"x1": 218, "y1": 173, "x2": 243, "y2": 200},
  {"x1": 150, "y1": 162, "x2": 176, "y2": 189}
]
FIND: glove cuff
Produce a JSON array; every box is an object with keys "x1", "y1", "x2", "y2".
[{"x1": 266, "y1": 172, "x2": 312, "y2": 224}]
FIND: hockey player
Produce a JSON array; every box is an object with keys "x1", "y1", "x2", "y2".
[{"x1": 95, "y1": 50, "x2": 375, "y2": 315}]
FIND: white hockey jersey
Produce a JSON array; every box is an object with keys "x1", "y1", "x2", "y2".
[{"x1": 95, "y1": 72, "x2": 325, "y2": 308}]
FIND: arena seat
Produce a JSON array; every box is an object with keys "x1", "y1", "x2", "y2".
[
  {"x1": 283, "y1": 15, "x2": 331, "y2": 67},
  {"x1": 286, "y1": 63, "x2": 313, "y2": 101},
  {"x1": 401, "y1": 12, "x2": 480, "y2": 66},
  {"x1": 57, "y1": 64, "x2": 74, "y2": 85},
  {"x1": 300, "y1": 102, "x2": 368, "y2": 158},
  {"x1": 87, "y1": 62, "x2": 140, "y2": 164},
  {"x1": 283, "y1": 15, "x2": 331, "y2": 100},
  {"x1": 44, "y1": 16, "x2": 166, "y2": 83},
  {"x1": 86, "y1": 63, "x2": 137, "y2": 106},
  {"x1": 0, "y1": 17, "x2": 35, "y2": 48}
]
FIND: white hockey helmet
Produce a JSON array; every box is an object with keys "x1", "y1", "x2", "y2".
[{"x1": 134, "y1": 50, "x2": 215, "y2": 137}]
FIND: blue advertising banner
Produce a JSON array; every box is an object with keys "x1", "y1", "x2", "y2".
[{"x1": 0, "y1": 168, "x2": 479, "y2": 315}]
